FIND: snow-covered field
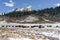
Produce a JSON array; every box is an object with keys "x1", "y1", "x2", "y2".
[
  {"x1": 0, "y1": 20, "x2": 60, "y2": 25},
  {"x1": 0, "y1": 27, "x2": 60, "y2": 40},
  {"x1": 0, "y1": 27, "x2": 51, "y2": 40},
  {"x1": 0, "y1": 20, "x2": 60, "y2": 40}
]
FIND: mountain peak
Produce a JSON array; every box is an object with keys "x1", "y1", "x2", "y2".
[{"x1": 15, "y1": 6, "x2": 32, "y2": 12}]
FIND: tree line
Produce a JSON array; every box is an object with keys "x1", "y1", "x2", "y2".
[{"x1": 4, "y1": 6, "x2": 60, "y2": 17}]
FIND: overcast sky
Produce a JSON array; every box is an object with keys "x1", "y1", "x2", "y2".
[{"x1": 0, "y1": 0, "x2": 60, "y2": 14}]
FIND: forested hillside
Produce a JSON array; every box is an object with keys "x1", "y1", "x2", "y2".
[{"x1": 4, "y1": 6, "x2": 60, "y2": 18}]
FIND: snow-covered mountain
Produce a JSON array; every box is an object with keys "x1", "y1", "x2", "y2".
[
  {"x1": 15, "y1": 6, "x2": 32, "y2": 12},
  {"x1": 16, "y1": 8, "x2": 24, "y2": 11},
  {"x1": 6, "y1": 5, "x2": 32, "y2": 13}
]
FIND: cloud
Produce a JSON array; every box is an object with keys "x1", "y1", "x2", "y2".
[
  {"x1": 4, "y1": 2, "x2": 14, "y2": 7},
  {"x1": 26, "y1": 5, "x2": 32, "y2": 8},
  {"x1": 4, "y1": 0, "x2": 14, "y2": 7},
  {"x1": 55, "y1": 3, "x2": 60, "y2": 7}
]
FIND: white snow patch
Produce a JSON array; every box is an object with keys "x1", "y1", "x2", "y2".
[
  {"x1": 8, "y1": 37, "x2": 22, "y2": 40},
  {"x1": 0, "y1": 20, "x2": 7, "y2": 23},
  {"x1": 40, "y1": 32, "x2": 60, "y2": 40},
  {"x1": 16, "y1": 8, "x2": 24, "y2": 11},
  {"x1": 0, "y1": 20, "x2": 20, "y2": 26},
  {"x1": 8, "y1": 37, "x2": 32, "y2": 40}
]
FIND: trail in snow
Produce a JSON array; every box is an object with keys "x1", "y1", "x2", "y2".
[{"x1": 42, "y1": 17, "x2": 50, "y2": 21}]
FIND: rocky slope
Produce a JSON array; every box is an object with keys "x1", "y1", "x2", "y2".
[{"x1": 1, "y1": 15, "x2": 60, "y2": 24}]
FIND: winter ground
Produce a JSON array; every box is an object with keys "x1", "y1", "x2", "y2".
[
  {"x1": 0, "y1": 20, "x2": 60, "y2": 40},
  {"x1": 0, "y1": 28, "x2": 60, "y2": 40}
]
